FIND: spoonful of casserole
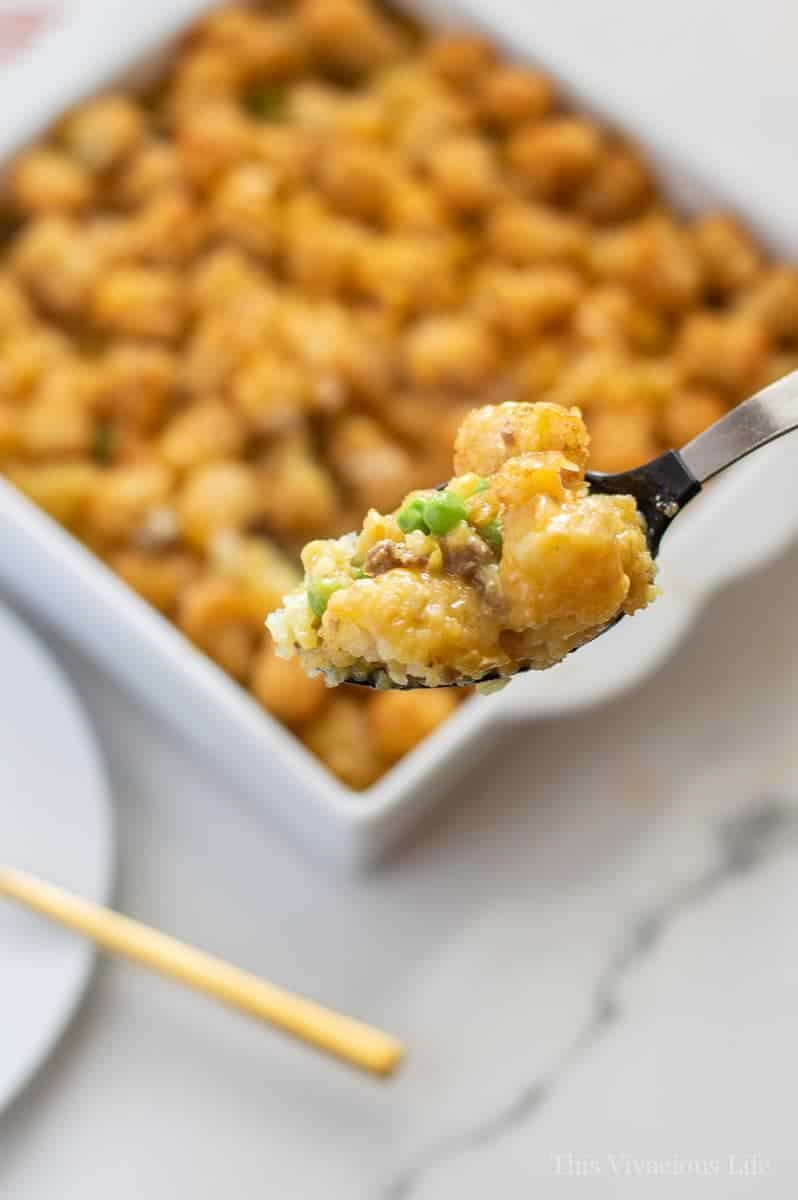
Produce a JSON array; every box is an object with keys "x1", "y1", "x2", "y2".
[{"x1": 267, "y1": 370, "x2": 798, "y2": 691}]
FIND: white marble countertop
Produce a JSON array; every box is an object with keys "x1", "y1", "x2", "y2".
[{"x1": 2, "y1": 541, "x2": 798, "y2": 1198}]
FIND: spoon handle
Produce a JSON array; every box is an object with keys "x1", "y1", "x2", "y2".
[{"x1": 680, "y1": 368, "x2": 798, "y2": 484}]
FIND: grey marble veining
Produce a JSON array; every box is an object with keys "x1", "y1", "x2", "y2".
[{"x1": 386, "y1": 801, "x2": 798, "y2": 1199}]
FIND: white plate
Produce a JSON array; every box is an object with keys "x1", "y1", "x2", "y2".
[{"x1": 0, "y1": 602, "x2": 114, "y2": 1111}]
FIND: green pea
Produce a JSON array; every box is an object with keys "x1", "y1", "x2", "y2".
[
  {"x1": 352, "y1": 566, "x2": 367, "y2": 580},
  {"x1": 472, "y1": 478, "x2": 491, "y2": 494},
  {"x1": 422, "y1": 490, "x2": 467, "y2": 536},
  {"x1": 397, "y1": 497, "x2": 429, "y2": 534},
  {"x1": 245, "y1": 87, "x2": 287, "y2": 121},
  {"x1": 307, "y1": 577, "x2": 344, "y2": 620},
  {"x1": 92, "y1": 420, "x2": 116, "y2": 464},
  {"x1": 479, "y1": 518, "x2": 503, "y2": 559}
]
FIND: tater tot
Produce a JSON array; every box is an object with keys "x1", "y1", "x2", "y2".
[
  {"x1": 368, "y1": 690, "x2": 460, "y2": 761},
  {"x1": 257, "y1": 437, "x2": 339, "y2": 538},
  {"x1": 391, "y1": 84, "x2": 474, "y2": 166},
  {"x1": 426, "y1": 135, "x2": 502, "y2": 214},
  {"x1": 175, "y1": 102, "x2": 258, "y2": 188},
  {"x1": 380, "y1": 393, "x2": 475, "y2": 465},
  {"x1": 548, "y1": 349, "x2": 674, "y2": 415},
  {"x1": 691, "y1": 213, "x2": 761, "y2": 297},
  {"x1": 187, "y1": 246, "x2": 267, "y2": 312},
  {"x1": 211, "y1": 531, "x2": 300, "y2": 619},
  {"x1": 592, "y1": 217, "x2": 703, "y2": 313},
  {"x1": 0, "y1": 403, "x2": 20, "y2": 455},
  {"x1": 302, "y1": 694, "x2": 385, "y2": 789},
  {"x1": 112, "y1": 141, "x2": 184, "y2": 208},
  {"x1": 160, "y1": 400, "x2": 246, "y2": 471},
  {"x1": 404, "y1": 314, "x2": 499, "y2": 390},
  {"x1": 298, "y1": 0, "x2": 402, "y2": 75},
  {"x1": 586, "y1": 407, "x2": 659, "y2": 473},
  {"x1": 232, "y1": 351, "x2": 309, "y2": 434},
  {"x1": 507, "y1": 117, "x2": 602, "y2": 198},
  {"x1": 318, "y1": 141, "x2": 395, "y2": 223},
  {"x1": 571, "y1": 144, "x2": 652, "y2": 223},
  {"x1": 0, "y1": 274, "x2": 33, "y2": 337},
  {"x1": 572, "y1": 285, "x2": 668, "y2": 355},
  {"x1": 427, "y1": 32, "x2": 496, "y2": 85},
  {"x1": 109, "y1": 550, "x2": 198, "y2": 614},
  {"x1": 326, "y1": 414, "x2": 416, "y2": 512},
  {"x1": 60, "y1": 96, "x2": 145, "y2": 172},
  {"x1": 486, "y1": 201, "x2": 589, "y2": 268},
  {"x1": 763, "y1": 351, "x2": 798, "y2": 386},
  {"x1": 211, "y1": 163, "x2": 280, "y2": 258},
  {"x1": 85, "y1": 461, "x2": 174, "y2": 544},
  {"x1": 177, "y1": 575, "x2": 261, "y2": 680},
  {"x1": 252, "y1": 125, "x2": 313, "y2": 190},
  {"x1": 198, "y1": 9, "x2": 305, "y2": 81},
  {"x1": 354, "y1": 233, "x2": 463, "y2": 314},
  {"x1": 167, "y1": 49, "x2": 243, "y2": 120},
  {"x1": 0, "y1": 328, "x2": 71, "y2": 402},
  {"x1": 289, "y1": 80, "x2": 352, "y2": 132},
  {"x1": 677, "y1": 312, "x2": 770, "y2": 393},
  {"x1": 94, "y1": 344, "x2": 177, "y2": 434},
  {"x1": 177, "y1": 460, "x2": 261, "y2": 550},
  {"x1": 737, "y1": 267, "x2": 798, "y2": 342},
  {"x1": 544, "y1": 348, "x2": 618, "y2": 412},
  {"x1": 182, "y1": 315, "x2": 255, "y2": 397},
  {"x1": 11, "y1": 217, "x2": 113, "y2": 318},
  {"x1": 125, "y1": 189, "x2": 208, "y2": 265},
  {"x1": 191, "y1": 314, "x2": 282, "y2": 405},
  {"x1": 281, "y1": 199, "x2": 364, "y2": 294},
  {"x1": 515, "y1": 340, "x2": 569, "y2": 401},
  {"x1": 478, "y1": 65, "x2": 555, "y2": 127},
  {"x1": 251, "y1": 637, "x2": 328, "y2": 727},
  {"x1": 385, "y1": 176, "x2": 448, "y2": 233},
  {"x1": 454, "y1": 401, "x2": 590, "y2": 476},
  {"x1": 660, "y1": 386, "x2": 728, "y2": 447},
  {"x1": 472, "y1": 265, "x2": 582, "y2": 340},
  {"x1": 10, "y1": 149, "x2": 95, "y2": 215},
  {"x1": 276, "y1": 299, "x2": 389, "y2": 404},
  {"x1": 91, "y1": 267, "x2": 185, "y2": 339},
  {"x1": 18, "y1": 367, "x2": 94, "y2": 456},
  {"x1": 6, "y1": 461, "x2": 100, "y2": 528}
]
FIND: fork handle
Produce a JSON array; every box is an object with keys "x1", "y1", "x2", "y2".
[
  {"x1": 680, "y1": 368, "x2": 798, "y2": 484},
  {"x1": 0, "y1": 866, "x2": 402, "y2": 1077}
]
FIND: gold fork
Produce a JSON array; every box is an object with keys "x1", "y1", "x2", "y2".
[{"x1": 0, "y1": 865, "x2": 403, "y2": 1078}]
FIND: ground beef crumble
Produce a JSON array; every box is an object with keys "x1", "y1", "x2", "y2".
[{"x1": 364, "y1": 539, "x2": 428, "y2": 576}]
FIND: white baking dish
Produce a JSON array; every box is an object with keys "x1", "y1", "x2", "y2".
[{"x1": 0, "y1": 0, "x2": 796, "y2": 870}]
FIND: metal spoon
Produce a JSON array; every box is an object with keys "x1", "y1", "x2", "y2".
[{"x1": 348, "y1": 368, "x2": 798, "y2": 689}]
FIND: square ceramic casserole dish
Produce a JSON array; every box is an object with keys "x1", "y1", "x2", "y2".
[{"x1": 0, "y1": 0, "x2": 796, "y2": 870}]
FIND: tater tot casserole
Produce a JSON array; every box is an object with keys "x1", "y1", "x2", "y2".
[{"x1": 1, "y1": 0, "x2": 796, "y2": 788}]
